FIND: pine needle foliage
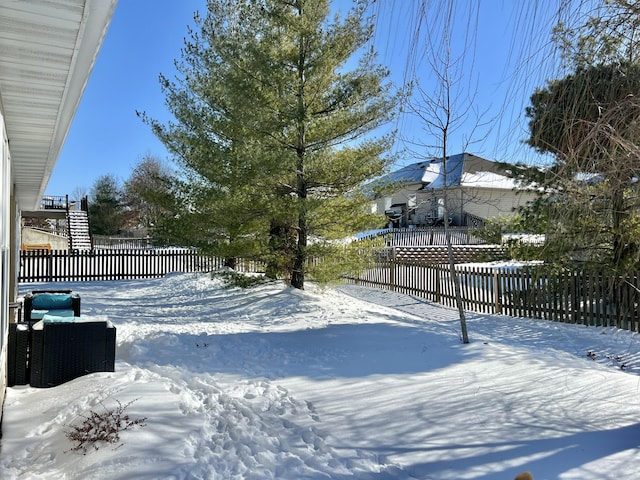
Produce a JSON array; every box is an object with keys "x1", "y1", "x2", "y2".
[
  {"x1": 522, "y1": 1, "x2": 640, "y2": 275},
  {"x1": 139, "y1": 0, "x2": 399, "y2": 288}
]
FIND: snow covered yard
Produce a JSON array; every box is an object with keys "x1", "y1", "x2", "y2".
[{"x1": 2, "y1": 272, "x2": 640, "y2": 479}]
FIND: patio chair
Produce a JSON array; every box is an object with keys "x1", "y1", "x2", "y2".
[
  {"x1": 23, "y1": 290, "x2": 81, "y2": 323},
  {"x1": 29, "y1": 320, "x2": 116, "y2": 388},
  {"x1": 7, "y1": 323, "x2": 30, "y2": 386}
]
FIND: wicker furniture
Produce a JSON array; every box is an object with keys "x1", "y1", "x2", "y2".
[
  {"x1": 7, "y1": 323, "x2": 30, "y2": 386},
  {"x1": 10, "y1": 290, "x2": 116, "y2": 388},
  {"x1": 23, "y1": 290, "x2": 81, "y2": 323},
  {"x1": 29, "y1": 320, "x2": 116, "y2": 388}
]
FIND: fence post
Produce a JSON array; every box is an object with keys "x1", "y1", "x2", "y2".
[
  {"x1": 493, "y1": 270, "x2": 502, "y2": 315},
  {"x1": 571, "y1": 272, "x2": 579, "y2": 324},
  {"x1": 47, "y1": 250, "x2": 53, "y2": 283},
  {"x1": 389, "y1": 248, "x2": 396, "y2": 292}
]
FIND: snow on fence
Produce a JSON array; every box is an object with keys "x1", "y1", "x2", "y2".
[
  {"x1": 347, "y1": 260, "x2": 640, "y2": 332},
  {"x1": 19, "y1": 249, "x2": 261, "y2": 283}
]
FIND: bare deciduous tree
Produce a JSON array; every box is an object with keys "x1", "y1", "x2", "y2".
[{"x1": 401, "y1": 0, "x2": 494, "y2": 344}]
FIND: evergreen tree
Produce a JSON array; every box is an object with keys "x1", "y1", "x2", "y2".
[
  {"x1": 526, "y1": 63, "x2": 640, "y2": 272},
  {"x1": 522, "y1": 0, "x2": 640, "y2": 274},
  {"x1": 140, "y1": 0, "x2": 397, "y2": 288},
  {"x1": 88, "y1": 175, "x2": 124, "y2": 236}
]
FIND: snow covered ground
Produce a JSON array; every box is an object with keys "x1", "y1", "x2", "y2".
[{"x1": 2, "y1": 272, "x2": 640, "y2": 479}]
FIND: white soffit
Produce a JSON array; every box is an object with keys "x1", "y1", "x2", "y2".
[{"x1": 0, "y1": 0, "x2": 117, "y2": 210}]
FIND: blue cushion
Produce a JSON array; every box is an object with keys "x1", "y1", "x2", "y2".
[
  {"x1": 32, "y1": 293, "x2": 73, "y2": 310},
  {"x1": 42, "y1": 313, "x2": 76, "y2": 323},
  {"x1": 32, "y1": 308, "x2": 74, "y2": 320},
  {"x1": 30, "y1": 309, "x2": 49, "y2": 320}
]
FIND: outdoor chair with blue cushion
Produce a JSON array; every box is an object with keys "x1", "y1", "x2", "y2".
[
  {"x1": 29, "y1": 319, "x2": 116, "y2": 388},
  {"x1": 23, "y1": 290, "x2": 81, "y2": 323},
  {"x1": 7, "y1": 323, "x2": 30, "y2": 386},
  {"x1": 13, "y1": 289, "x2": 116, "y2": 388}
]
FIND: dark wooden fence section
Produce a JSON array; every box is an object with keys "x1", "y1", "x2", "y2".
[
  {"x1": 347, "y1": 260, "x2": 640, "y2": 332},
  {"x1": 22, "y1": 247, "x2": 640, "y2": 331},
  {"x1": 361, "y1": 227, "x2": 487, "y2": 246},
  {"x1": 19, "y1": 249, "x2": 261, "y2": 283}
]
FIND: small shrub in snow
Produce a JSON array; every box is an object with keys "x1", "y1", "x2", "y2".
[
  {"x1": 213, "y1": 269, "x2": 269, "y2": 289},
  {"x1": 65, "y1": 399, "x2": 147, "y2": 453}
]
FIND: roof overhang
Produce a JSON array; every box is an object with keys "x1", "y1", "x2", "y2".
[{"x1": 0, "y1": 0, "x2": 117, "y2": 210}]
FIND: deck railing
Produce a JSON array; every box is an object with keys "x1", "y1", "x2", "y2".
[{"x1": 360, "y1": 226, "x2": 488, "y2": 246}]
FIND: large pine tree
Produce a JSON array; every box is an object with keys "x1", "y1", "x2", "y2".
[{"x1": 140, "y1": 0, "x2": 397, "y2": 288}]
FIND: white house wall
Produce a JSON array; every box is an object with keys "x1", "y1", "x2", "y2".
[
  {"x1": 0, "y1": 0, "x2": 117, "y2": 429},
  {"x1": 377, "y1": 186, "x2": 540, "y2": 227},
  {"x1": 461, "y1": 188, "x2": 538, "y2": 220},
  {"x1": 0, "y1": 101, "x2": 11, "y2": 417},
  {"x1": 414, "y1": 188, "x2": 538, "y2": 225}
]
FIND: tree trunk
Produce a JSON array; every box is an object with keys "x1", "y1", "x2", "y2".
[
  {"x1": 443, "y1": 192, "x2": 469, "y2": 344},
  {"x1": 291, "y1": 168, "x2": 307, "y2": 290},
  {"x1": 291, "y1": 24, "x2": 307, "y2": 290},
  {"x1": 290, "y1": 214, "x2": 307, "y2": 289}
]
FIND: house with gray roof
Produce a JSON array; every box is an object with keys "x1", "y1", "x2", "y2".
[{"x1": 372, "y1": 153, "x2": 539, "y2": 228}]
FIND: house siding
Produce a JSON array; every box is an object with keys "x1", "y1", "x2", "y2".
[
  {"x1": 1, "y1": 103, "x2": 11, "y2": 416},
  {"x1": 0, "y1": 0, "x2": 117, "y2": 430},
  {"x1": 390, "y1": 186, "x2": 537, "y2": 227},
  {"x1": 461, "y1": 188, "x2": 538, "y2": 220},
  {"x1": 373, "y1": 185, "x2": 537, "y2": 226}
]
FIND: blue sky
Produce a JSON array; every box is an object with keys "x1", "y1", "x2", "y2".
[
  {"x1": 46, "y1": 0, "x2": 558, "y2": 198},
  {"x1": 47, "y1": 0, "x2": 204, "y2": 197}
]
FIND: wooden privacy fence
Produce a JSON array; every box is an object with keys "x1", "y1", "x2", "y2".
[
  {"x1": 19, "y1": 249, "x2": 260, "y2": 283},
  {"x1": 347, "y1": 260, "x2": 640, "y2": 332}
]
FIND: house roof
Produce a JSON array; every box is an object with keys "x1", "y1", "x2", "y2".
[
  {"x1": 385, "y1": 161, "x2": 430, "y2": 185},
  {"x1": 375, "y1": 153, "x2": 522, "y2": 192},
  {"x1": 421, "y1": 153, "x2": 465, "y2": 189},
  {"x1": 421, "y1": 153, "x2": 520, "y2": 190},
  {"x1": 0, "y1": 0, "x2": 117, "y2": 210}
]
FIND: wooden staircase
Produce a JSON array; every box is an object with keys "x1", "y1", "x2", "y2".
[{"x1": 67, "y1": 209, "x2": 92, "y2": 251}]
